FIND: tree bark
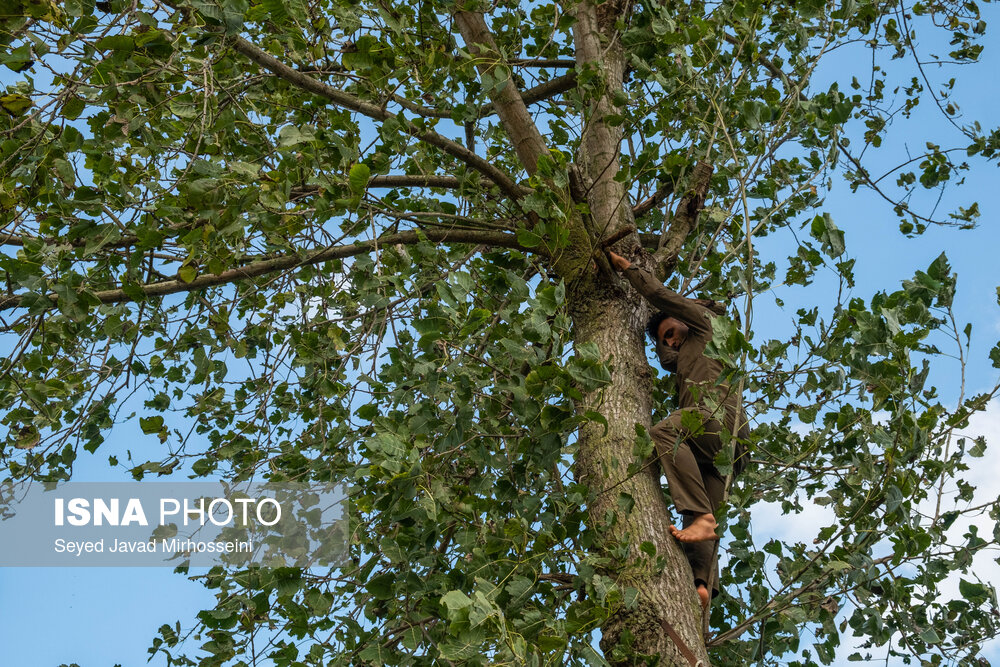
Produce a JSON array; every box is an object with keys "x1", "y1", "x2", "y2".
[
  {"x1": 454, "y1": 11, "x2": 549, "y2": 175},
  {"x1": 229, "y1": 36, "x2": 527, "y2": 200},
  {"x1": 569, "y1": 285, "x2": 711, "y2": 666},
  {"x1": 568, "y1": 0, "x2": 712, "y2": 664},
  {"x1": 0, "y1": 228, "x2": 532, "y2": 311}
]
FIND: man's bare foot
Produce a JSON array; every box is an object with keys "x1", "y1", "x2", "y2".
[
  {"x1": 696, "y1": 584, "x2": 710, "y2": 610},
  {"x1": 669, "y1": 513, "x2": 719, "y2": 543}
]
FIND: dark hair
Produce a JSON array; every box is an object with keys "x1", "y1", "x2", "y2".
[{"x1": 645, "y1": 312, "x2": 670, "y2": 343}]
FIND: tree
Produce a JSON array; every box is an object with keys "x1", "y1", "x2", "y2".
[{"x1": 1, "y1": 0, "x2": 998, "y2": 664}]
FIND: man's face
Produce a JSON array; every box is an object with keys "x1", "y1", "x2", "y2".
[{"x1": 657, "y1": 317, "x2": 688, "y2": 350}]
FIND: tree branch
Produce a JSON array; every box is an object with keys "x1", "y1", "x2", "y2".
[
  {"x1": 840, "y1": 145, "x2": 948, "y2": 227},
  {"x1": 722, "y1": 32, "x2": 805, "y2": 102},
  {"x1": 0, "y1": 229, "x2": 537, "y2": 311},
  {"x1": 570, "y1": 0, "x2": 636, "y2": 265},
  {"x1": 652, "y1": 161, "x2": 714, "y2": 279},
  {"x1": 1, "y1": 230, "x2": 141, "y2": 249},
  {"x1": 631, "y1": 180, "x2": 674, "y2": 218},
  {"x1": 3, "y1": 175, "x2": 461, "y2": 249},
  {"x1": 292, "y1": 174, "x2": 470, "y2": 201},
  {"x1": 228, "y1": 37, "x2": 527, "y2": 200},
  {"x1": 369, "y1": 175, "x2": 461, "y2": 189},
  {"x1": 510, "y1": 58, "x2": 576, "y2": 67},
  {"x1": 453, "y1": 12, "x2": 550, "y2": 176},
  {"x1": 390, "y1": 73, "x2": 577, "y2": 119},
  {"x1": 520, "y1": 73, "x2": 577, "y2": 107}
]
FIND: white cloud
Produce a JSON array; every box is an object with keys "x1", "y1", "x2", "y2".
[
  {"x1": 925, "y1": 399, "x2": 1000, "y2": 659},
  {"x1": 753, "y1": 496, "x2": 838, "y2": 546}
]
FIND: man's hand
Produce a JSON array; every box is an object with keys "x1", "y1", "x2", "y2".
[{"x1": 606, "y1": 250, "x2": 631, "y2": 271}]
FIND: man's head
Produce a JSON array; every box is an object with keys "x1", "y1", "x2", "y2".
[{"x1": 646, "y1": 312, "x2": 689, "y2": 350}]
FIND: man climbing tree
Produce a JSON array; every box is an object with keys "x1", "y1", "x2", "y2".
[
  {"x1": 1, "y1": 0, "x2": 998, "y2": 665},
  {"x1": 607, "y1": 249, "x2": 749, "y2": 610}
]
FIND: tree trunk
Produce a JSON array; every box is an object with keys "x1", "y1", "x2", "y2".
[
  {"x1": 569, "y1": 0, "x2": 712, "y2": 664},
  {"x1": 569, "y1": 280, "x2": 711, "y2": 666}
]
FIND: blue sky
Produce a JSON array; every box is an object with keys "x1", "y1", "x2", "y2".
[{"x1": 2, "y1": 6, "x2": 999, "y2": 667}]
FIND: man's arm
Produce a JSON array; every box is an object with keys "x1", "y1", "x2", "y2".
[{"x1": 606, "y1": 251, "x2": 712, "y2": 334}]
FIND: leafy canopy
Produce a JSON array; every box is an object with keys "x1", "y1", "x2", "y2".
[{"x1": 1, "y1": 0, "x2": 999, "y2": 664}]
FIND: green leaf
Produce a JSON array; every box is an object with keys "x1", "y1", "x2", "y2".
[
  {"x1": 62, "y1": 96, "x2": 85, "y2": 120},
  {"x1": 96, "y1": 35, "x2": 135, "y2": 54},
  {"x1": 228, "y1": 161, "x2": 260, "y2": 178},
  {"x1": 277, "y1": 125, "x2": 314, "y2": 147},
  {"x1": 525, "y1": 364, "x2": 558, "y2": 397},
  {"x1": 515, "y1": 227, "x2": 543, "y2": 248},
  {"x1": 586, "y1": 410, "x2": 608, "y2": 435},
  {"x1": 139, "y1": 416, "x2": 164, "y2": 434},
  {"x1": 355, "y1": 403, "x2": 378, "y2": 420},
  {"x1": 349, "y1": 163, "x2": 371, "y2": 195},
  {"x1": 177, "y1": 265, "x2": 197, "y2": 283},
  {"x1": 567, "y1": 356, "x2": 611, "y2": 389},
  {"x1": 810, "y1": 213, "x2": 846, "y2": 258},
  {"x1": 366, "y1": 573, "x2": 395, "y2": 600},
  {"x1": 680, "y1": 409, "x2": 706, "y2": 433},
  {"x1": 441, "y1": 590, "x2": 472, "y2": 621},
  {"x1": 536, "y1": 284, "x2": 562, "y2": 315},
  {"x1": 439, "y1": 631, "x2": 484, "y2": 660},
  {"x1": 504, "y1": 576, "x2": 533, "y2": 608},
  {"x1": 919, "y1": 627, "x2": 941, "y2": 644},
  {"x1": 959, "y1": 578, "x2": 988, "y2": 604},
  {"x1": 0, "y1": 94, "x2": 32, "y2": 117},
  {"x1": 469, "y1": 591, "x2": 497, "y2": 628}
]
